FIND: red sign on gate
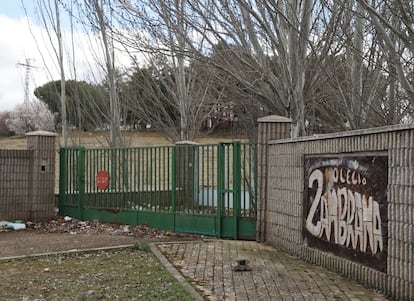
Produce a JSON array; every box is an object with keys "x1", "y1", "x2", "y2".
[{"x1": 96, "y1": 170, "x2": 110, "y2": 190}]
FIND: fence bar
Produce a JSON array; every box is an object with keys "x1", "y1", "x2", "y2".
[
  {"x1": 233, "y1": 142, "x2": 241, "y2": 239},
  {"x1": 217, "y1": 143, "x2": 224, "y2": 237},
  {"x1": 77, "y1": 147, "x2": 85, "y2": 219},
  {"x1": 59, "y1": 148, "x2": 67, "y2": 210}
]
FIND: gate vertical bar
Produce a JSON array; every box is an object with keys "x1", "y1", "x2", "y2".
[
  {"x1": 59, "y1": 147, "x2": 67, "y2": 212},
  {"x1": 171, "y1": 146, "x2": 176, "y2": 232},
  {"x1": 217, "y1": 143, "x2": 224, "y2": 238},
  {"x1": 233, "y1": 142, "x2": 241, "y2": 239},
  {"x1": 77, "y1": 147, "x2": 85, "y2": 220},
  {"x1": 253, "y1": 143, "x2": 258, "y2": 216}
]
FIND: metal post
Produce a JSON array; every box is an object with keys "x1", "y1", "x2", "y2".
[
  {"x1": 171, "y1": 146, "x2": 176, "y2": 232},
  {"x1": 217, "y1": 143, "x2": 224, "y2": 238},
  {"x1": 233, "y1": 141, "x2": 241, "y2": 240},
  {"x1": 77, "y1": 147, "x2": 85, "y2": 220},
  {"x1": 59, "y1": 147, "x2": 67, "y2": 214}
]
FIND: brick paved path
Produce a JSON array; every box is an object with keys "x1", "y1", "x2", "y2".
[{"x1": 155, "y1": 240, "x2": 390, "y2": 301}]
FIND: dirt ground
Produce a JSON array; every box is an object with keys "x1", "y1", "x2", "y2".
[
  {"x1": 0, "y1": 217, "x2": 199, "y2": 258},
  {"x1": 0, "y1": 130, "x2": 246, "y2": 150},
  {"x1": 0, "y1": 232, "x2": 137, "y2": 258}
]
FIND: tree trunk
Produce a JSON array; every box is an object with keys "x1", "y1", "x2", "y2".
[
  {"x1": 287, "y1": 0, "x2": 311, "y2": 137},
  {"x1": 94, "y1": 0, "x2": 122, "y2": 147},
  {"x1": 55, "y1": 0, "x2": 67, "y2": 146},
  {"x1": 351, "y1": 1, "x2": 365, "y2": 128}
]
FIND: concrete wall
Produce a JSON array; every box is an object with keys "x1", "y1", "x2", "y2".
[
  {"x1": 0, "y1": 149, "x2": 33, "y2": 220},
  {"x1": 0, "y1": 131, "x2": 56, "y2": 221},
  {"x1": 258, "y1": 121, "x2": 414, "y2": 301}
]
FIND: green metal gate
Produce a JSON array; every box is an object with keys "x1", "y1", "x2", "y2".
[{"x1": 59, "y1": 142, "x2": 257, "y2": 239}]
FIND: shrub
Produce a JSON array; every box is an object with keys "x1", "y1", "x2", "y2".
[
  {"x1": 0, "y1": 111, "x2": 12, "y2": 136},
  {"x1": 5, "y1": 100, "x2": 55, "y2": 135}
]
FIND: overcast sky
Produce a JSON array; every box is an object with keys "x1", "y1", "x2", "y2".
[
  {"x1": 0, "y1": 1, "x2": 133, "y2": 112},
  {"x1": 0, "y1": 2, "x2": 40, "y2": 111}
]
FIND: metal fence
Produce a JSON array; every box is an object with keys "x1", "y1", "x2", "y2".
[{"x1": 59, "y1": 142, "x2": 257, "y2": 238}]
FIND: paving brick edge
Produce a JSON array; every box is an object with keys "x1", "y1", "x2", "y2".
[{"x1": 150, "y1": 242, "x2": 205, "y2": 301}]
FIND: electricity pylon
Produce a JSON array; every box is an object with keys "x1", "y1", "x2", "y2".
[{"x1": 17, "y1": 58, "x2": 38, "y2": 105}]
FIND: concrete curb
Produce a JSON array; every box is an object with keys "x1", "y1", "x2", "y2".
[
  {"x1": 150, "y1": 242, "x2": 205, "y2": 301},
  {"x1": 0, "y1": 244, "x2": 136, "y2": 261}
]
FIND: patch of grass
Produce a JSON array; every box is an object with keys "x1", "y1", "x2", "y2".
[
  {"x1": 0, "y1": 248, "x2": 193, "y2": 300},
  {"x1": 133, "y1": 242, "x2": 151, "y2": 253}
]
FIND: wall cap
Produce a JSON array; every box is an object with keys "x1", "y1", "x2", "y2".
[
  {"x1": 269, "y1": 123, "x2": 414, "y2": 144},
  {"x1": 258, "y1": 115, "x2": 292, "y2": 123},
  {"x1": 25, "y1": 131, "x2": 57, "y2": 137}
]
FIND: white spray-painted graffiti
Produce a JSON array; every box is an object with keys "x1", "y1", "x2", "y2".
[{"x1": 305, "y1": 167, "x2": 383, "y2": 255}]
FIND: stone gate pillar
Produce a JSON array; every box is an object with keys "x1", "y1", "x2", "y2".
[
  {"x1": 257, "y1": 115, "x2": 291, "y2": 242},
  {"x1": 26, "y1": 131, "x2": 57, "y2": 221}
]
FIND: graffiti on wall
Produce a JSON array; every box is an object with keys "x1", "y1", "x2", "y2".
[{"x1": 304, "y1": 156, "x2": 388, "y2": 272}]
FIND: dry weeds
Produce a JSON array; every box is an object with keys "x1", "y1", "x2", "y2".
[{"x1": 0, "y1": 247, "x2": 193, "y2": 300}]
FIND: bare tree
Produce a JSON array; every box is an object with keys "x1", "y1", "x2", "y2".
[
  {"x1": 86, "y1": 0, "x2": 123, "y2": 147},
  {"x1": 54, "y1": 0, "x2": 67, "y2": 145},
  {"x1": 32, "y1": 0, "x2": 67, "y2": 145},
  {"x1": 34, "y1": 0, "x2": 413, "y2": 141},
  {"x1": 357, "y1": 0, "x2": 414, "y2": 101},
  {"x1": 114, "y1": 0, "x2": 219, "y2": 141},
  {"x1": 164, "y1": 0, "x2": 314, "y2": 137},
  {"x1": 306, "y1": 1, "x2": 389, "y2": 131}
]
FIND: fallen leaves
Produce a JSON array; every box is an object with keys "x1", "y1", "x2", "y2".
[{"x1": 22, "y1": 216, "x2": 196, "y2": 241}]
